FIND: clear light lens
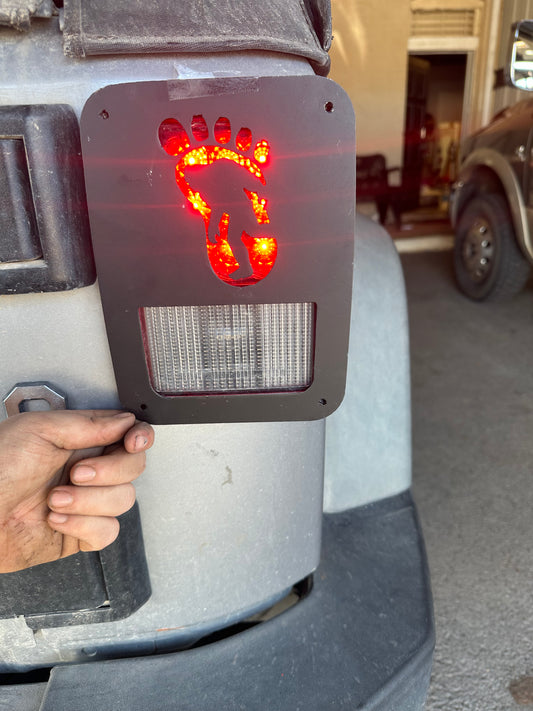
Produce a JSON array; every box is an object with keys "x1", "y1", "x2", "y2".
[{"x1": 140, "y1": 303, "x2": 315, "y2": 394}]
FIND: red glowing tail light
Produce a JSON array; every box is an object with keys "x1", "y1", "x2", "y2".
[
  {"x1": 191, "y1": 114, "x2": 208, "y2": 141},
  {"x1": 158, "y1": 115, "x2": 274, "y2": 287},
  {"x1": 236, "y1": 127, "x2": 252, "y2": 151},
  {"x1": 214, "y1": 116, "x2": 231, "y2": 144},
  {"x1": 158, "y1": 118, "x2": 189, "y2": 155}
]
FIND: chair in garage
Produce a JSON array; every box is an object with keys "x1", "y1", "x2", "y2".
[{"x1": 356, "y1": 153, "x2": 421, "y2": 229}]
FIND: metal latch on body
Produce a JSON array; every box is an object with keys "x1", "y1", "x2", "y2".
[{"x1": 3, "y1": 383, "x2": 67, "y2": 418}]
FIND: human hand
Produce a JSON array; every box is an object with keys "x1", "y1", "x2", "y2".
[{"x1": 0, "y1": 410, "x2": 154, "y2": 574}]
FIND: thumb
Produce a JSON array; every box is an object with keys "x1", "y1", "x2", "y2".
[{"x1": 18, "y1": 410, "x2": 136, "y2": 452}]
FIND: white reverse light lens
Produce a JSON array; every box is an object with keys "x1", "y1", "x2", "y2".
[{"x1": 140, "y1": 303, "x2": 315, "y2": 394}]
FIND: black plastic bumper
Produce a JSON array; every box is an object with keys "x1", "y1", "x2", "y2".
[{"x1": 2, "y1": 491, "x2": 434, "y2": 710}]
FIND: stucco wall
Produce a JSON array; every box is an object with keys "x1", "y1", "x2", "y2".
[{"x1": 329, "y1": 0, "x2": 411, "y2": 169}]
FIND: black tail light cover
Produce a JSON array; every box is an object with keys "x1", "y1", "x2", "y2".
[{"x1": 80, "y1": 76, "x2": 355, "y2": 424}]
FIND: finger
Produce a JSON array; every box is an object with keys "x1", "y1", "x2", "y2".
[
  {"x1": 48, "y1": 512, "x2": 120, "y2": 552},
  {"x1": 48, "y1": 483, "x2": 136, "y2": 517},
  {"x1": 25, "y1": 410, "x2": 137, "y2": 452},
  {"x1": 70, "y1": 446, "x2": 146, "y2": 486},
  {"x1": 123, "y1": 421, "x2": 155, "y2": 454}
]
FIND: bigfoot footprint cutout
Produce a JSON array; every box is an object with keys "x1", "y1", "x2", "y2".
[{"x1": 159, "y1": 115, "x2": 277, "y2": 287}]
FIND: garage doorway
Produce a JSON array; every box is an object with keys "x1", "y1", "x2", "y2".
[
  {"x1": 410, "y1": 53, "x2": 467, "y2": 189},
  {"x1": 394, "y1": 53, "x2": 468, "y2": 236}
]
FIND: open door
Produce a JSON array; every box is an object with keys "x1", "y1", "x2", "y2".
[{"x1": 401, "y1": 56, "x2": 430, "y2": 214}]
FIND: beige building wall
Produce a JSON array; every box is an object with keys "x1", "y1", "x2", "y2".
[
  {"x1": 329, "y1": 0, "x2": 510, "y2": 173},
  {"x1": 329, "y1": 0, "x2": 411, "y2": 170}
]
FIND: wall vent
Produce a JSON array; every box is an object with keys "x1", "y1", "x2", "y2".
[{"x1": 411, "y1": 1, "x2": 483, "y2": 37}]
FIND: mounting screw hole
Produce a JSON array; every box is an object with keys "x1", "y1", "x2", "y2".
[
  {"x1": 319, "y1": 398, "x2": 327, "y2": 406},
  {"x1": 140, "y1": 403, "x2": 148, "y2": 410},
  {"x1": 324, "y1": 102, "x2": 334, "y2": 113},
  {"x1": 99, "y1": 109, "x2": 110, "y2": 120}
]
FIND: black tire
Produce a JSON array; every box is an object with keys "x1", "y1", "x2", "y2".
[{"x1": 453, "y1": 193, "x2": 531, "y2": 301}]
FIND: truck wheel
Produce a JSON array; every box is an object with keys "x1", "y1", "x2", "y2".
[{"x1": 453, "y1": 194, "x2": 531, "y2": 301}]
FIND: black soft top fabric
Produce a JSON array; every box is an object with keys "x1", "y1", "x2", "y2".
[{"x1": 61, "y1": 0, "x2": 331, "y2": 75}]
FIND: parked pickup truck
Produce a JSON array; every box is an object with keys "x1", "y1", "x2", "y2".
[{"x1": 451, "y1": 20, "x2": 533, "y2": 300}]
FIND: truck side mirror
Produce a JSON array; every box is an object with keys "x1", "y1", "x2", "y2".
[{"x1": 506, "y1": 20, "x2": 533, "y2": 90}]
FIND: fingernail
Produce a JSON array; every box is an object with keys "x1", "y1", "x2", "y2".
[
  {"x1": 50, "y1": 491, "x2": 74, "y2": 507},
  {"x1": 49, "y1": 512, "x2": 68, "y2": 524},
  {"x1": 135, "y1": 435, "x2": 148, "y2": 451},
  {"x1": 114, "y1": 412, "x2": 134, "y2": 419},
  {"x1": 72, "y1": 465, "x2": 96, "y2": 483}
]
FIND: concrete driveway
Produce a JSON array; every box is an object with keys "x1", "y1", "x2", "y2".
[{"x1": 401, "y1": 249, "x2": 533, "y2": 710}]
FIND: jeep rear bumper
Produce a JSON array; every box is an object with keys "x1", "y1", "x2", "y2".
[{"x1": 1, "y1": 491, "x2": 434, "y2": 710}]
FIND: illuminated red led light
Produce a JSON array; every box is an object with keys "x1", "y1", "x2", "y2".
[
  {"x1": 242, "y1": 232, "x2": 278, "y2": 282},
  {"x1": 243, "y1": 189, "x2": 270, "y2": 224},
  {"x1": 236, "y1": 127, "x2": 252, "y2": 152},
  {"x1": 159, "y1": 118, "x2": 190, "y2": 155},
  {"x1": 254, "y1": 140, "x2": 270, "y2": 164},
  {"x1": 214, "y1": 116, "x2": 231, "y2": 144},
  {"x1": 191, "y1": 114, "x2": 208, "y2": 141},
  {"x1": 160, "y1": 115, "x2": 276, "y2": 287}
]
